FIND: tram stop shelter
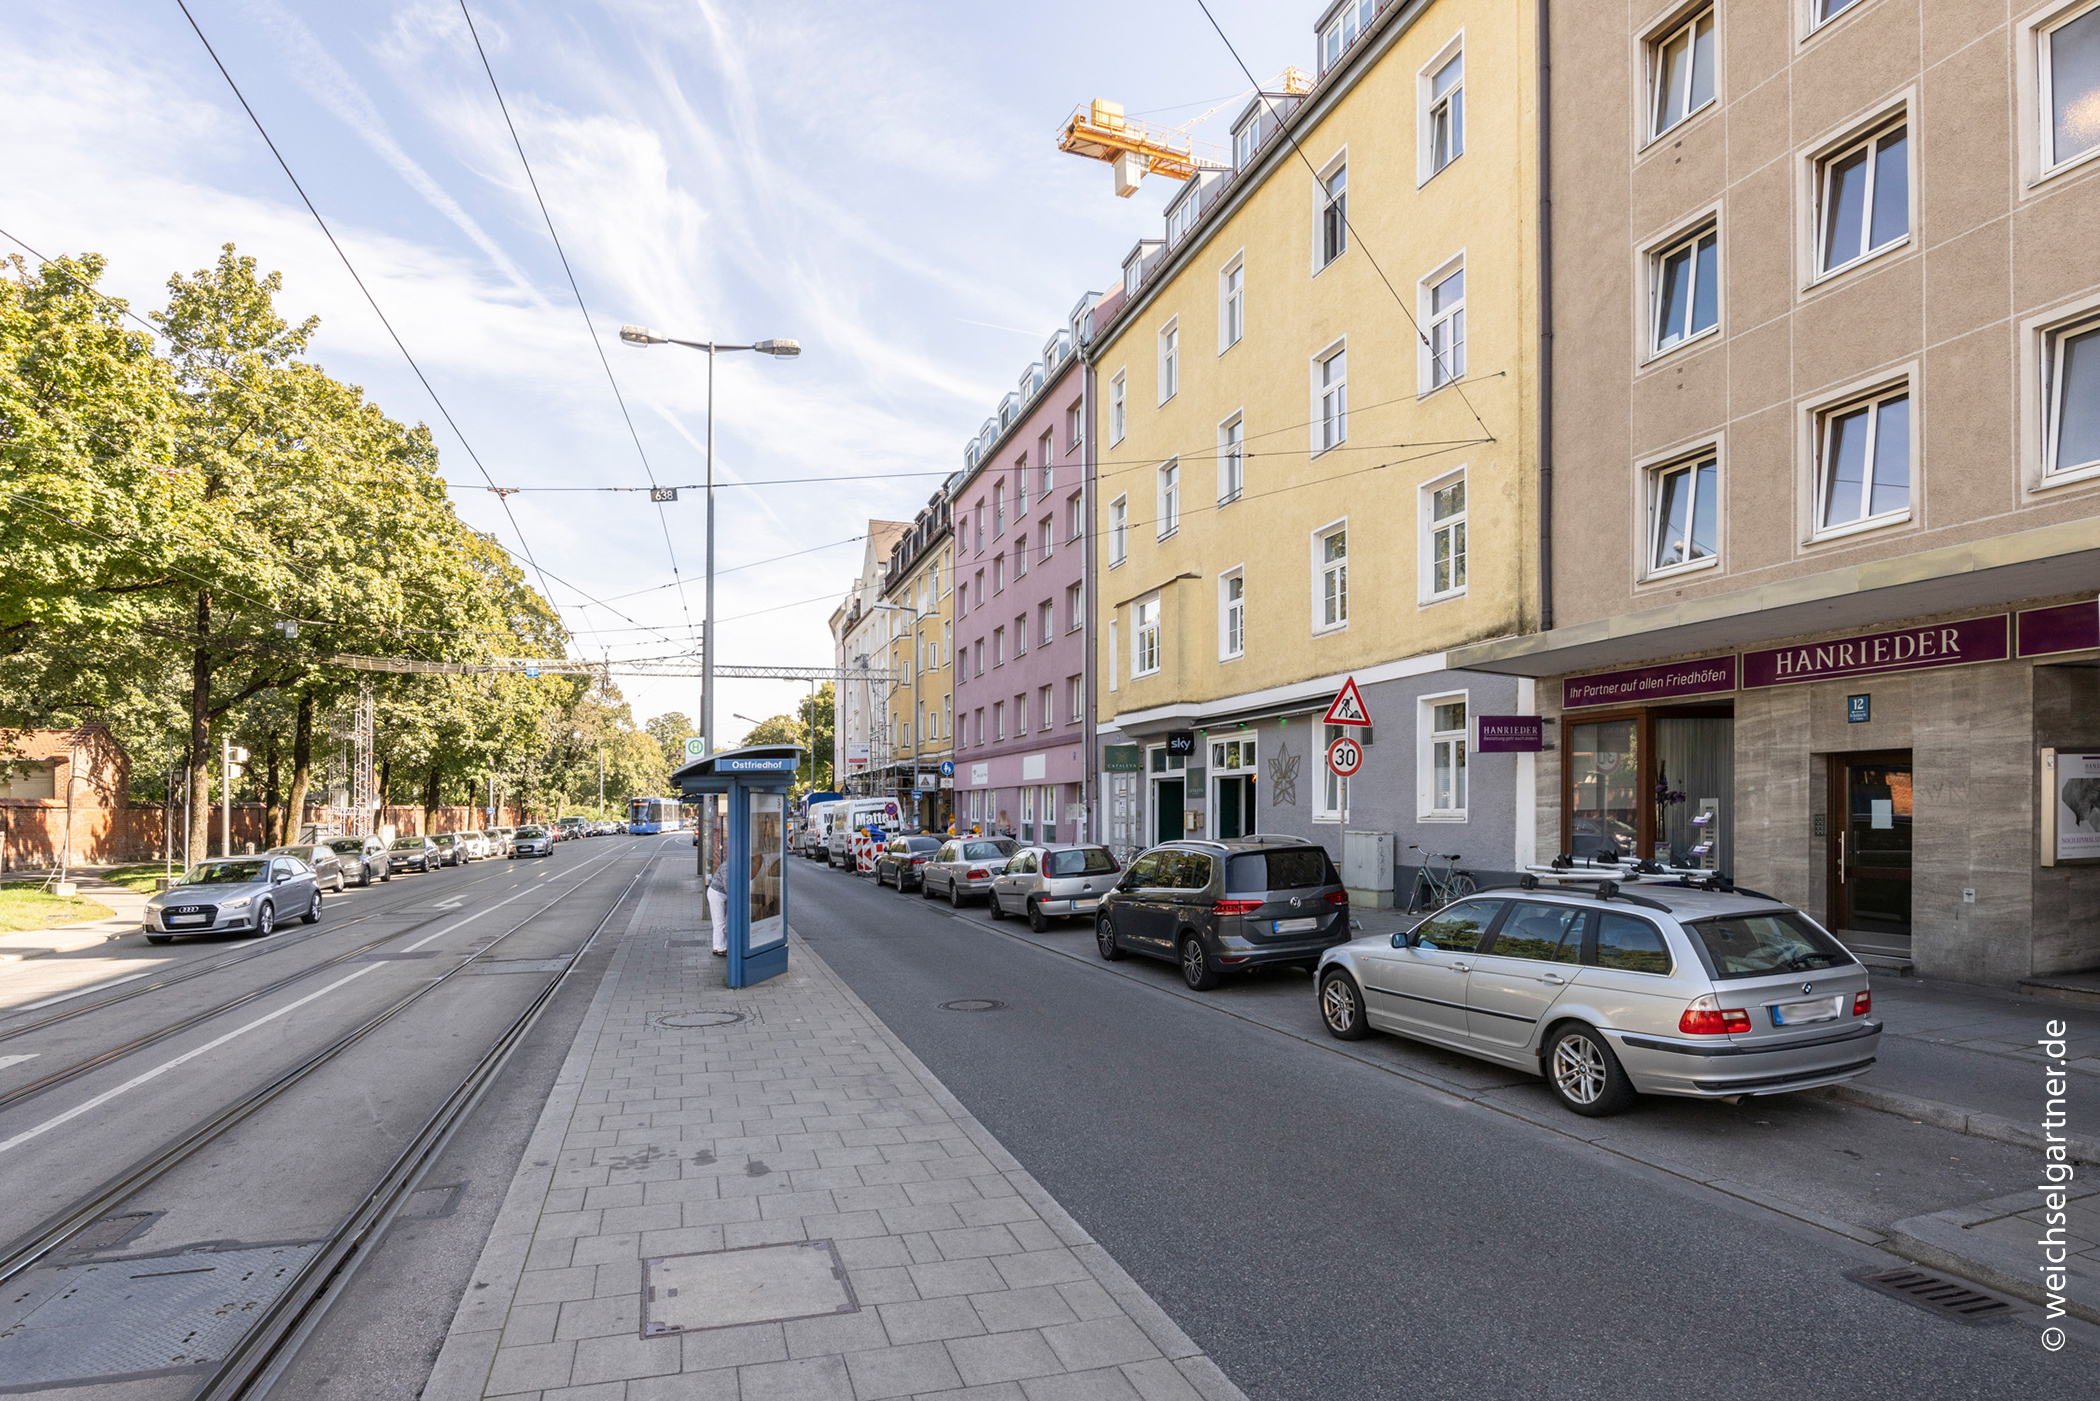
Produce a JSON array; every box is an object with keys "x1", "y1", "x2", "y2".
[{"x1": 671, "y1": 744, "x2": 804, "y2": 989}]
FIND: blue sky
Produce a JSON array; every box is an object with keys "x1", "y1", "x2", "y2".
[{"x1": 7, "y1": 0, "x2": 1311, "y2": 737}]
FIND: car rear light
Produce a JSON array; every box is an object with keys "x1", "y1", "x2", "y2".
[
  {"x1": 1211, "y1": 899, "x2": 1262, "y2": 915},
  {"x1": 1324, "y1": 890, "x2": 1348, "y2": 906},
  {"x1": 1853, "y1": 989, "x2": 1871, "y2": 1016},
  {"x1": 967, "y1": 868, "x2": 990, "y2": 879},
  {"x1": 1678, "y1": 994, "x2": 1750, "y2": 1036},
  {"x1": 912, "y1": 856, "x2": 928, "y2": 865}
]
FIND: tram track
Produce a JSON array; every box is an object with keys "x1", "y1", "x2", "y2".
[
  {"x1": 0, "y1": 841, "x2": 650, "y2": 1293},
  {"x1": 0, "y1": 849, "x2": 630, "y2": 1117}
]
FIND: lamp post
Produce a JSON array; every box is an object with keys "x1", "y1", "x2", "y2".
[{"x1": 618, "y1": 326, "x2": 799, "y2": 764}]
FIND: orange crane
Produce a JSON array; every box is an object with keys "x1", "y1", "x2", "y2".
[{"x1": 1057, "y1": 70, "x2": 1311, "y2": 197}]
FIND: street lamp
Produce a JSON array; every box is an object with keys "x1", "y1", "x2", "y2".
[{"x1": 619, "y1": 324, "x2": 800, "y2": 766}]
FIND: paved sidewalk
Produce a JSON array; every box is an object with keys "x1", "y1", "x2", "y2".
[{"x1": 427, "y1": 868, "x2": 1244, "y2": 1401}]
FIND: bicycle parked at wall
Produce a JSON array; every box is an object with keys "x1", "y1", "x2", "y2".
[{"x1": 1406, "y1": 845, "x2": 1477, "y2": 913}]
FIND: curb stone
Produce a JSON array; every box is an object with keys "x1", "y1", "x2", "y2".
[
  {"x1": 1886, "y1": 1186, "x2": 2100, "y2": 1326},
  {"x1": 1819, "y1": 1083, "x2": 2100, "y2": 1166}
]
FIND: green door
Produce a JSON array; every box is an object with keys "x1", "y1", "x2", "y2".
[{"x1": 1154, "y1": 778, "x2": 1183, "y2": 846}]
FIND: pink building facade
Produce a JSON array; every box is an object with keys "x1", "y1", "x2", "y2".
[{"x1": 950, "y1": 305, "x2": 1096, "y2": 841}]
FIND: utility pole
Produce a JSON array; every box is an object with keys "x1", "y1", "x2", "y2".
[
  {"x1": 598, "y1": 747, "x2": 605, "y2": 818},
  {"x1": 221, "y1": 733, "x2": 231, "y2": 858}
]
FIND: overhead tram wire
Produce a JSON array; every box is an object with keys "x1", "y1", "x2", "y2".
[
  {"x1": 455, "y1": 0, "x2": 698, "y2": 647},
  {"x1": 170, "y1": 0, "x2": 603, "y2": 652},
  {"x1": 1190, "y1": 0, "x2": 1499, "y2": 445},
  {"x1": 0, "y1": 229, "x2": 686, "y2": 654}
]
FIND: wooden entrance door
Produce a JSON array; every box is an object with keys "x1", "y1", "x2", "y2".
[{"x1": 1828, "y1": 751, "x2": 1913, "y2": 942}]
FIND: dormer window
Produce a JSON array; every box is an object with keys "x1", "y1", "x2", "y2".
[
  {"x1": 1234, "y1": 118, "x2": 1260, "y2": 170},
  {"x1": 1320, "y1": 0, "x2": 1376, "y2": 75},
  {"x1": 1167, "y1": 196, "x2": 1195, "y2": 246}
]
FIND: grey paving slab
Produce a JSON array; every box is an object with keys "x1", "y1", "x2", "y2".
[{"x1": 424, "y1": 867, "x2": 1245, "y2": 1401}]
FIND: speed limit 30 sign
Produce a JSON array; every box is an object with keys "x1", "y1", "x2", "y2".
[{"x1": 1326, "y1": 734, "x2": 1364, "y2": 778}]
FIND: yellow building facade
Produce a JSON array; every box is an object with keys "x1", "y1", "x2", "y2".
[
  {"x1": 878, "y1": 493, "x2": 954, "y2": 828},
  {"x1": 1088, "y1": 0, "x2": 1542, "y2": 897}
]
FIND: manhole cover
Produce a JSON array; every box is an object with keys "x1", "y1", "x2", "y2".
[
  {"x1": 643, "y1": 1240, "x2": 857, "y2": 1335},
  {"x1": 1849, "y1": 1267, "x2": 2018, "y2": 1324},
  {"x1": 655, "y1": 1010, "x2": 745, "y2": 1028},
  {"x1": 940, "y1": 999, "x2": 1007, "y2": 1012}
]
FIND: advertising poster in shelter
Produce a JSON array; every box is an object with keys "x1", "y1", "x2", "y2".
[{"x1": 2050, "y1": 752, "x2": 2100, "y2": 864}]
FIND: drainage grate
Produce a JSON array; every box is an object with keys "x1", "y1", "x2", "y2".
[
  {"x1": 940, "y1": 999, "x2": 1008, "y2": 1012},
  {"x1": 656, "y1": 1010, "x2": 745, "y2": 1028},
  {"x1": 1850, "y1": 1267, "x2": 2018, "y2": 1324},
  {"x1": 0, "y1": 1242, "x2": 320, "y2": 1388}
]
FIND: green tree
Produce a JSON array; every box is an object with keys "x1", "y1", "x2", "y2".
[{"x1": 645, "y1": 710, "x2": 695, "y2": 770}]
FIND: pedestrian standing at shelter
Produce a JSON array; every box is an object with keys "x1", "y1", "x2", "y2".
[{"x1": 707, "y1": 844, "x2": 729, "y2": 957}]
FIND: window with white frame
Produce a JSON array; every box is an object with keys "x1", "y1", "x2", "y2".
[
  {"x1": 1316, "y1": 345, "x2": 1348, "y2": 452},
  {"x1": 1810, "y1": 0, "x2": 1862, "y2": 29},
  {"x1": 1423, "y1": 697, "x2": 1468, "y2": 816},
  {"x1": 1649, "y1": 453, "x2": 1719, "y2": 573},
  {"x1": 993, "y1": 482, "x2": 1006, "y2": 538},
  {"x1": 1040, "y1": 518, "x2": 1053, "y2": 563},
  {"x1": 1423, "y1": 471, "x2": 1467, "y2": 600},
  {"x1": 942, "y1": 620, "x2": 951, "y2": 667},
  {"x1": 1014, "y1": 613, "x2": 1027, "y2": 655},
  {"x1": 973, "y1": 639, "x2": 984, "y2": 676},
  {"x1": 2042, "y1": 4, "x2": 2100, "y2": 174},
  {"x1": 1321, "y1": 0, "x2": 1375, "y2": 73},
  {"x1": 1039, "y1": 446, "x2": 1054, "y2": 498},
  {"x1": 1110, "y1": 371, "x2": 1127, "y2": 444},
  {"x1": 1425, "y1": 46, "x2": 1464, "y2": 177},
  {"x1": 1425, "y1": 261, "x2": 1466, "y2": 389},
  {"x1": 1068, "y1": 674, "x2": 1084, "y2": 722},
  {"x1": 1220, "y1": 569, "x2": 1244, "y2": 660},
  {"x1": 1159, "y1": 319, "x2": 1179, "y2": 403},
  {"x1": 1066, "y1": 582, "x2": 1083, "y2": 632},
  {"x1": 974, "y1": 708, "x2": 983, "y2": 744},
  {"x1": 1217, "y1": 413, "x2": 1244, "y2": 503},
  {"x1": 1157, "y1": 460, "x2": 1180, "y2": 538},
  {"x1": 2044, "y1": 313, "x2": 2100, "y2": 479},
  {"x1": 993, "y1": 701, "x2": 1004, "y2": 741},
  {"x1": 974, "y1": 507, "x2": 984, "y2": 552},
  {"x1": 1220, "y1": 257, "x2": 1244, "y2": 351},
  {"x1": 1167, "y1": 194, "x2": 1197, "y2": 247},
  {"x1": 1650, "y1": 9, "x2": 1715, "y2": 139},
  {"x1": 1316, "y1": 523, "x2": 1349, "y2": 631},
  {"x1": 1815, "y1": 120, "x2": 1909, "y2": 277},
  {"x1": 993, "y1": 626, "x2": 1005, "y2": 666},
  {"x1": 1318, "y1": 161, "x2": 1348, "y2": 268},
  {"x1": 1318, "y1": 722, "x2": 1349, "y2": 820},
  {"x1": 1015, "y1": 538, "x2": 1028, "y2": 580},
  {"x1": 1109, "y1": 618, "x2": 1119, "y2": 690},
  {"x1": 1038, "y1": 685, "x2": 1053, "y2": 731},
  {"x1": 1133, "y1": 597, "x2": 1161, "y2": 676},
  {"x1": 1067, "y1": 494, "x2": 1083, "y2": 541},
  {"x1": 993, "y1": 554, "x2": 1004, "y2": 593},
  {"x1": 1038, "y1": 600, "x2": 1054, "y2": 647},
  {"x1": 1109, "y1": 496, "x2": 1127, "y2": 566},
  {"x1": 1234, "y1": 116, "x2": 1260, "y2": 170},
  {"x1": 1066, "y1": 401, "x2": 1082, "y2": 451},
  {"x1": 1019, "y1": 462, "x2": 1032, "y2": 514},
  {"x1": 1816, "y1": 385, "x2": 1912, "y2": 532},
  {"x1": 1652, "y1": 223, "x2": 1719, "y2": 355}
]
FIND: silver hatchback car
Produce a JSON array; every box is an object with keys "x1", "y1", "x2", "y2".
[
  {"x1": 1315, "y1": 883, "x2": 1880, "y2": 1116},
  {"x1": 988, "y1": 844, "x2": 1121, "y2": 931}
]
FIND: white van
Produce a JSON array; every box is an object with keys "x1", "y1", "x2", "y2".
[
  {"x1": 803, "y1": 801, "x2": 844, "y2": 859},
  {"x1": 824, "y1": 798, "x2": 904, "y2": 869}
]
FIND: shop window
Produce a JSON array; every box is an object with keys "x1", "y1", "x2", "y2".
[
  {"x1": 1564, "y1": 709, "x2": 1733, "y2": 870},
  {"x1": 1568, "y1": 718, "x2": 1640, "y2": 859}
]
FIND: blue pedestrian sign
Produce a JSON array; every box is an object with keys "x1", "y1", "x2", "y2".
[{"x1": 938, "y1": 760, "x2": 954, "y2": 777}]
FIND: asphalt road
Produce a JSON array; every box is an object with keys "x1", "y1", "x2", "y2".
[
  {"x1": 793, "y1": 856, "x2": 2091, "y2": 1399},
  {"x1": 0, "y1": 832, "x2": 668, "y2": 1400}
]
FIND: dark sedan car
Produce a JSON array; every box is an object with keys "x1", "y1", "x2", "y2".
[
  {"x1": 388, "y1": 836, "x2": 439, "y2": 873},
  {"x1": 264, "y1": 843, "x2": 347, "y2": 894},
  {"x1": 874, "y1": 835, "x2": 944, "y2": 891},
  {"x1": 1096, "y1": 838, "x2": 1350, "y2": 990}
]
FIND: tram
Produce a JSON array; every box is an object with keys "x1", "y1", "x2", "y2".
[{"x1": 628, "y1": 796, "x2": 685, "y2": 834}]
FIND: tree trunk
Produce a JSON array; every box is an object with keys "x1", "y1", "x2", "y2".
[
  {"x1": 282, "y1": 691, "x2": 315, "y2": 846},
  {"x1": 186, "y1": 590, "x2": 214, "y2": 860},
  {"x1": 423, "y1": 763, "x2": 441, "y2": 830},
  {"x1": 378, "y1": 757, "x2": 391, "y2": 811},
  {"x1": 263, "y1": 736, "x2": 282, "y2": 847}
]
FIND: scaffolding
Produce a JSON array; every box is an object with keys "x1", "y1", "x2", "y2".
[{"x1": 1057, "y1": 100, "x2": 1228, "y2": 196}]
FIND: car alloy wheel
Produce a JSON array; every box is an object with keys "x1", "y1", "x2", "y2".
[
  {"x1": 949, "y1": 880, "x2": 965, "y2": 908},
  {"x1": 1319, "y1": 970, "x2": 1369, "y2": 1040},
  {"x1": 988, "y1": 890, "x2": 1006, "y2": 920},
  {"x1": 1546, "y1": 1025, "x2": 1636, "y2": 1117},
  {"x1": 1095, "y1": 914, "x2": 1124, "y2": 961},
  {"x1": 255, "y1": 902, "x2": 276, "y2": 938},
  {"x1": 304, "y1": 892, "x2": 323, "y2": 925},
  {"x1": 1180, "y1": 935, "x2": 1223, "y2": 991},
  {"x1": 920, "y1": 876, "x2": 937, "y2": 900},
  {"x1": 1027, "y1": 900, "x2": 1050, "y2": 934}
]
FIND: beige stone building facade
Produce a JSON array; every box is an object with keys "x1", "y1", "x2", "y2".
[{"x1": 1453, "y1": 0, "x2": 2100, "y2": 985}]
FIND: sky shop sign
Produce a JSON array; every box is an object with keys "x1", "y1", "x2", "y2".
[{"x1": 1741, "y1": 616, "x2": 2008, "y2": 688}]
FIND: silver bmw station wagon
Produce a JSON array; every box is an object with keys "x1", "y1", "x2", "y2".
[{"x1": 1314, "y1": 883, "x2": 1880, "y2": 1116}]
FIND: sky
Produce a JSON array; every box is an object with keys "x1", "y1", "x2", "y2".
[{"x1": 5, "y1": 0, "x2": 1312, "y2": 744}]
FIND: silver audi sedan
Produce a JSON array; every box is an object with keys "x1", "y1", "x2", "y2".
[
  {"x1": 1315, "y1": 883, "x2": 1880, "y2": 1117},
  {"x1": 919, "y1": 837, "x2": 1020, "y2": 907},
  {"x1": 988, "y1": 844, "x2": 1121, "y2": 931},
  {"x1": 143, "y1": 855, "x2": 322, "y2": 944}
]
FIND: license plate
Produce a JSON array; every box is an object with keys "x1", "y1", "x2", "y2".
[
  {"x1": 165, "y1": 915, "x2": 208, "y2": 927},
  {"x1": 1072, "y1": 898, "x2": 1099, "y2": 911},
  {"x1": 1273, "y1": 917, "x2": 1319, "y2": 933},
  {"x1": 1772, "y1": 995, "x2": 1842, "y2": 1026}
]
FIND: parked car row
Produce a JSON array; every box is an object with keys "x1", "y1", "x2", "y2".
[{"x1": 834, "y1": 827, "x2": 1885, "y2": 1121}]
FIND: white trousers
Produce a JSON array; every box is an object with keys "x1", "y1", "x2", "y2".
[{"x1": 707, "y1": 886, "x2": 729, "y2": 953}]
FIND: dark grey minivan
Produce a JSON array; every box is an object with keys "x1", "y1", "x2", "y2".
[{"x1": 1095, "y1": 839, "x2": 1350, "y2": 990}]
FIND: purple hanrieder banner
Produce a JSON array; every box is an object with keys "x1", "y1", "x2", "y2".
[
  {"x1": 1475, "y1": 716, "x2": 1544, "y2": 753},
  {"x1": 2017, "y1": 600, "x2": 2100, "y2": 658},
  {"x1": 1741, "y1": 615, "x2": 2009, "y2": 688},
  {"x1": 1562, "y1": 656, "x2": 1737, "y2": 710}
]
